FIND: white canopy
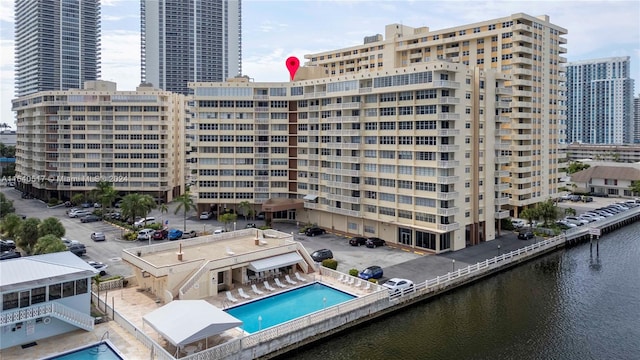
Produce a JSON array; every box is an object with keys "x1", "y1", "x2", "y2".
[
  {"x1": 248, "y1": 252, "x2": 303, "y2": 272},
  {"x1": 143, "y1": 300, "x2": 242, "y2": 347},
  {"x1": 303, "y1": 194, "x2": 318, "y2": 201}
]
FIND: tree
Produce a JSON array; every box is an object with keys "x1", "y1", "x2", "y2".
[
  {"x1": 38, "y1": 217, "x2": 66, "y2": 238},
  {"x1": 536, "y1": 199, "x2": 559, "y2": 227},
  {"x1": 238, "y1": 200, "x2": 253, "y2": 220},
  {"x1": 94, "y1": 181, "x2": 118, "y2": 218},
  {"x1": 0, "y1": 192, "x2": 15, "y2": 218},
  {"x1": 629, "y1": 181, "x2": 640, "y2": 196},
  {"x1": 32, "y1": 235, "x2": 67, "y2": 255},
  {"x1": 158, "y1": 203, "x2": 168, "y2": 228},
  {"x1": 71, "y1": 193, "x2": 85, "y2": 206},
  {"x1": 564, "y1": 207, "x2": 576, "y2": 216},
  {"x1": 519, "y1": 207, "x2": 539, "y2": 228},
  {"x1": 1, "y1": 213, "x2": 23, "y2": 238},
  {"x1": 566, "y1": 162, "x2": 590, "y2": 174},
  {"x1": 120, "y1": 193, "x2": 155, "y2": 224},
  {"x1": 174, "y1": 191, "x2": 197, "y2": 231},
  {"x1": 218, "y1": 213, "x2": 238, "y2": 232},
  {"x1": 17, "y1": 218, "x2": 41, "y2": 254}
]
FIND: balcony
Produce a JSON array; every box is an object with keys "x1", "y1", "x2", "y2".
[
  {"x1": 495, "y1": 183, "x2": 510, "y2": 191},
  {"x1": 436, "y1": 191, "x2": 459, "y2": 200},
  {"x1": 254, "y1": 187, "x2": 269, "y2": 193},
  {"x1": 512, "y1": 57, "x2": 533, "y2": 66},
  {"x1": 437, "y1": 145, "x2": 460, "y2": 152},
  {"x1": 495, "y1": 129, "x2": 510, "y2": 136},
  {"x1": 328, "y1": 207, "x2": 361, "y2": 217},
  {"x1": 437, "y1": 129, "x2": 460, "y2": 136},
  {"x1": 309, "y1": 154, "x2": 319, "y2": 160},
  {"x1": 436, "y1": 160, "x2": 459, "y2": 168},
  {"x1": 495, "y1": 142, "x2": 512, "y2": 151},
  {"x1": 326, "y1": 130, "x2": 360, "y2": 136},
  {"x1": 495, "y1": 156, "x2": 510, "y2": 164},
  {"x1": 255, "y1": 107, "x2": 269, "y2": 112},
  {"x1": 437, "y1": 207, "x2": 459, "y2": 216},
  {"x1": 495, "y1": 169, "x2": 510, "y2": 177},
  {"x1": 431, "y1": 80, "x2": 460, "y2": 89},
  {"x1": 495, "y1": 197, "x2": 510, "y2": 206},
  {"x1": 438, "y1": 97, "x2": 460, "y2": 104},
  {"x1": 513, "y1": 34, "x2": 533, "y2": 43},
  {"x1": 437, "y1": 222, "x2": 460, "y2": 232},
  {"x1": 437, "y1": 113, "x2": 460, "y2": 121},
  {"x1": 513, "y1": 90, "x2": 532, "y2": 97},
  {"x1": 326, "y1": 181, "x2": 360, "y2": 190},
  {"x1": 326, "y1": 193, "x2": 361, "y2": 204},
  {"x1": 304, "y1": 202, "x2": 318, "y2": 209},
  {"x1": 495, "y1": 115, "x2": 510, "y2": 123},
  {"x1": 327, "y1": 156, "x2": 360, "y2": 163},
  {"x1": 323, "y1": 142, "x2": 360, "y2": 150},
  {"x1": 496, "y1": 87, "x2": 513, "y2": 95},
  {"x1": 255, "y1": 153, "x2": 270, "y2": 158},
  {"x1": 495, "y1": 210, "x2": 510, "y2": 219},
  {"x1": 327, "y1": 168, "x2": 360, "y2": 176},
  {"x1": 254, "y1": 141, "x2": 270, "y2": 147},
  {"x1": 437, "y1": 176, "x2": 459, "y2": 184}
]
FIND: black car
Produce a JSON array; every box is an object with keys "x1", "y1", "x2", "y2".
[
  {"x1": 305, "y1": 227, "x2": 326, "y2": 237},
  {"x1": 366, "y1": 237, "x2": 386, "y2": 248},
  {"x1": 311, "y1": 249, "x2": 333, "y2": 262},
  {"x1": 67, "y1": 243, "x2": 86, "y2": 257},
  {"x1": 80, "y1": 214, "x2": 101, "y2": 223},
  {"x1": 518, "y1": 231, "x2": 535, "y2": 240},
  {"x1": 0, "y1": 251, "x2": 21, "y2": 260},
  {"x1": 0, "y1": 239, "x2": 16, "y2": 252},
  {"x1": 245, "y1": 223, "x2": 257, "y2": 228},
  {"x1": 349, "y1": 237, "x2": 368, "y2": 246}
]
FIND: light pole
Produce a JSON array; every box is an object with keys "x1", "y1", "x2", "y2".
[
  {"x1": 258, "y1": 315, "x2": 262, "y2": 331},
  {"x1": 451, "y1": 259, "x2": 455, "y2": 272},
  {"x1": 497, "y1": 245, "x2": 501, "y2": 256}
]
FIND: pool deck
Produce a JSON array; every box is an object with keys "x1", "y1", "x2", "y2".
[{"x1": 1, "y1": 274, "x2": 371, "y2": 360}]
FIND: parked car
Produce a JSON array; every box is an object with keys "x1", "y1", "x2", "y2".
[
  {"x1": 349, "y1": 237, "x2": 368, "y2": 246},
  {"x1": 382, "y1": 278, "x2": 414, "y2": 295},
  {"x1": 62, "y1": 238, "x2": 80, "y2": 247},
  {"x1": 358, "y1": 265, "x2": 384, "y2": 280},
  {"x1": 0, "y1": 251, "x2": 21, "y2": 260},
  {"x1": 511, "y1": 219, "x2": 526, "y2": 228},
  {"x1": 181, "y1": 230, "x2": 198, "y2": 239},
  {"x1": 565, "y1": 216, "x2": 589, "y2": 225},
  {"x1": 305, "y1": 227, "x2": 326, "y2": 237},
  {"x1": 310, "y1": 249, "x2": 333, "y2": 262},
  {"x1": 0, "y1": 239, "x2": 16, "y2": 252},
  {"x1": 109, "y1": 212, "x2": 122, "y2": 220},
  {"x1": 570, "y1": 195, "x2": 582, "y2": 202},
  {"x1": 199, "y1": 212, "x2": 213, "y2": 220},
  {"x1": 517, "y1": 231, "x2": 535, "y2": 240},
  {"x1": 81, "y1": 202, "x2": 93, "y2": 208},
  {"x1": 245, "y1": 223, "x2": 257, "y2": 228},
  {"x1": 90, "y1": 232, "x2": 106, "y2": 241},
  {"x1": 556, "y1": 220, "x2": 577, "y2": 229},
  {"x1": 67, "y1": 243, "x2": 86, "y2": 257},
  {"x1": 69, "y1": 210, "x2": 91, "y2": 218},
  {"x1": 256, "y1": 212, "x2": 266, "y2": 220},
  {"x1": 87, "y1": 261, "x2": 108, "y2": 276},
  {"x1": 134, "y1": 217, "x2": 156, "y2": 228},
  {"x1": 213, "y1": 228, "x2": 225, "y2": 234},
  {"x1": 152, "y1": 229, "x2": 168, "y2": 240},
  {"x1": 168, "y1": 229, "x2": 183, "y2": 240},
  {"x1": 80, "y1": 214, "x2": 101, "y2": 223},
  {"x1": 583, "y1": 196, "x2": 594, "y2": 202},
  {"x1": 137, "y1": 229, "x2": 155, "y2": 241},
  {"x1": 366, "y1": 237, "x2": 386, "y2": 248}
]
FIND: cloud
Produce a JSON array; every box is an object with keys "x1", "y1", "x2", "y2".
[
  {"x1": 103, "y1": 14, "x2": 139, "y2": 22},
  {"x1": 258, "y1": 20, "x2": 289, "y2": 33},
  {"x1": 99, "y1": 30, "x2": 141, "y2": 90},
  {"x1": 0, "y1": 1, "x2": 14, "y2": 24}
]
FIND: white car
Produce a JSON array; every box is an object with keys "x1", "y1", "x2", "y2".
[
  {"x1": 137, "y1": 229, "x2": 155, "y2": 241},
  {"x1": 133, "y1": 217, "x2": 156, "y2": 228},
  {"x1": 565, "y1": 216, "x2": 589, "y2": 225},
  {"x1": 199, "y1": 212, "x2": 212, "y2": 220},
  {"x1": 87, "y1": 261, "x2": 108, "y2": 276},
  {"x1": 68, "y1": 210, "x2": 91, "y2": 218},
  {"x1": 213, "y1": 228, "x2": 225, "y2": 234},
  {"x1": 382, "y1": 278, "x2": 415, "y2": 295}
]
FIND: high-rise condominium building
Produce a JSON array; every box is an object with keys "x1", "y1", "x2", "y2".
[
  {"x1": 12, "y1": 81, "x2": 186, "y2": 202},
  {"x1": 14, "y1": 0, "x2": 101, "y2": 97},
  {"x1": 141, "y1": 0, "x2": 242, "y2": 95},
  {"x1": 566, "y1": 57, "x2": 635, "y2": 144},
  {"x1": 187, "y1": 13, "x2": 568, "y2": 252},
  {"x1": 634, "y1": 94, "x2": 640, "y2": 143}
]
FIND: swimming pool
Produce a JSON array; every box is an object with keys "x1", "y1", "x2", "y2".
[
  {"x1": 42, "y1": 341, "x2": 124, "y2": 360},
  {"x1": 226, "y1": 282, "x2": 355, "y2": 333}
]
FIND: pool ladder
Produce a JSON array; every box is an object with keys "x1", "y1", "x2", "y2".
[{"x1": 100, "y1": 331, "x2": 110, "y2": 341}]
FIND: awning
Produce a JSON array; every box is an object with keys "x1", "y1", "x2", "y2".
[
  {"x1": 303, "y1": 194, "x2": 318, "y2": 201},
  {"x1": 143, "y1": 300, "x2": 242, "y2": 347},
  {"x1": 248, "y1": 252, "x2": 303, "y2": 272}
]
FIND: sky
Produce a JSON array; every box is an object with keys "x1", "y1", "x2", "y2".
[{"x1": 0, "y1": 0, "x2": 639, "y2": 126}]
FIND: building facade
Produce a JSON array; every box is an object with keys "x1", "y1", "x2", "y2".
[
  {"x1": 634, "y1": 94, "x2": 640, "y2": 143},
  {"x1": 12, "y1": 81, "x2": 186, "y2": 202},
  {"x1": 0, "y1": 252, "x2": 97, "y2": 350},
  {"x1": 570, "y1": 162, "x2": 640, "y2": 198},
  {"x1": 563, "y1": 143, "x2": 640, "y2": 163},
  {"x1": 566, "y1": 57, "x2": 635, "y2": 144},
  {"x1": 14, "y1": 0, "x2": 101, "y2": 97},
  {"x1": 141, "y1": 0, "x2": 242, "y2": 95},
  {"x1": 188, "y1": 13, "x2": 567, "y2": 252}
]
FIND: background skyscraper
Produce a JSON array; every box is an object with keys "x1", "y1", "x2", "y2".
[
  {"x1": 140, "y1": 0, "x2": 242, "y2": 95},
  {"x1": 14, "y1": 0, "x2": 101, "y2": 97},
  {"x1": 566, "y1": 57, "x2": 635, "y2": 144}
]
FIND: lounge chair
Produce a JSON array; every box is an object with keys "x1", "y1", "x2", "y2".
[
  {"x1": 295, "y1": 272, "x2": 307, "y2": 282},
  {"x1": 264, "y1": 281, "x2": 276, "y2": 291},
  {"x1": 347, "y1": 277, "x2": 355, "y2": 285},
  {"x1": 251, "y1": 284, "x2": 264, "y2": 295},
  {"x1": 225, "y1": 291, "x2": 238, "y2": 303},
  {"x1": 363, "y1": 282, "x2": 371, "y2": 291},
  {"x1": 225, "y1": 247, "x2": 235, "y2": 256},
  {"x1": 354, "y1": 280, "x2": 362, "y2": 288},
  {"x1": 285, "y1": 275, "x2": 297, "y2": 285},
  {"x1": 238, "y1": 288, "x2": 251, "y2": 299},
  {"x1": 342, "y1": 275, "x2": 351, "y2": 283},
  {"x1": 274, "y1": 278, "x2": 287, "y2": 288},
  {"x1": 337, "y1": 274, "x2": 345, "y2": 282}
]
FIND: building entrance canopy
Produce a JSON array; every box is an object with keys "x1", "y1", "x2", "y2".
[{"x1": 248, "y1": 252, "x2": 303, "y2": 272}]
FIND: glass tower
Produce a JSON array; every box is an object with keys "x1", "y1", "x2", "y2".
[{"x1": 14, "y1": 0, "x2": 101, "y2": 97}]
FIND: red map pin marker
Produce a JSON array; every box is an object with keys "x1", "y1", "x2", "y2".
[{"x1": 286, "y1": 56, "x2": 300, "y2": 81}]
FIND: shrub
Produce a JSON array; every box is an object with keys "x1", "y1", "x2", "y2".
[
  {"x1": 48, "y1": 198, "x2": 60, "y2": 206},
  {"x1": 123, "y1": 231, "x2": 138, "y2": 241},
  {"x1": 349, "y1": 268, "x2": 359, "y2": 277},
  {"x1": 258, "y1": 225, "x2": 271, "y2": 230},
  {"x1": 147, "y1": 223, "x2": 163, "y2": 230},
  {"x1": 321, "y1": 258, "x2": 338, "y2": 270},
  {"x1": 368, "y1": 279, "x2": 378, "y2": 284}
]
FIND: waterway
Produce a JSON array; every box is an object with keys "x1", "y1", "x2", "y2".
[{"x1": 289, "y1": 221, "x2": 640, "y2": 360}]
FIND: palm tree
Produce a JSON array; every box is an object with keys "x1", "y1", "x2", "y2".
[
  {"x1": 158, "y1": 203, "x2": 168, "y2": 228},
  {"x1": 536, "y1": 198, "x2": 559, "y2": 227},
  {"x1": 94, "y1": 181, "x2": 118, "y2": 219},
  {"x1": 174, "y1": 191, "x2": 197, "y2": 231},
  {"x1": 519, "y1": 207, "x2": 539, "y2": 229},
  {"x1": 238, "y1": 200, "x2": 253, "y2": 220},
  {"x1": 120, "y1": 193, "x2": 155, "y2": 225}
]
